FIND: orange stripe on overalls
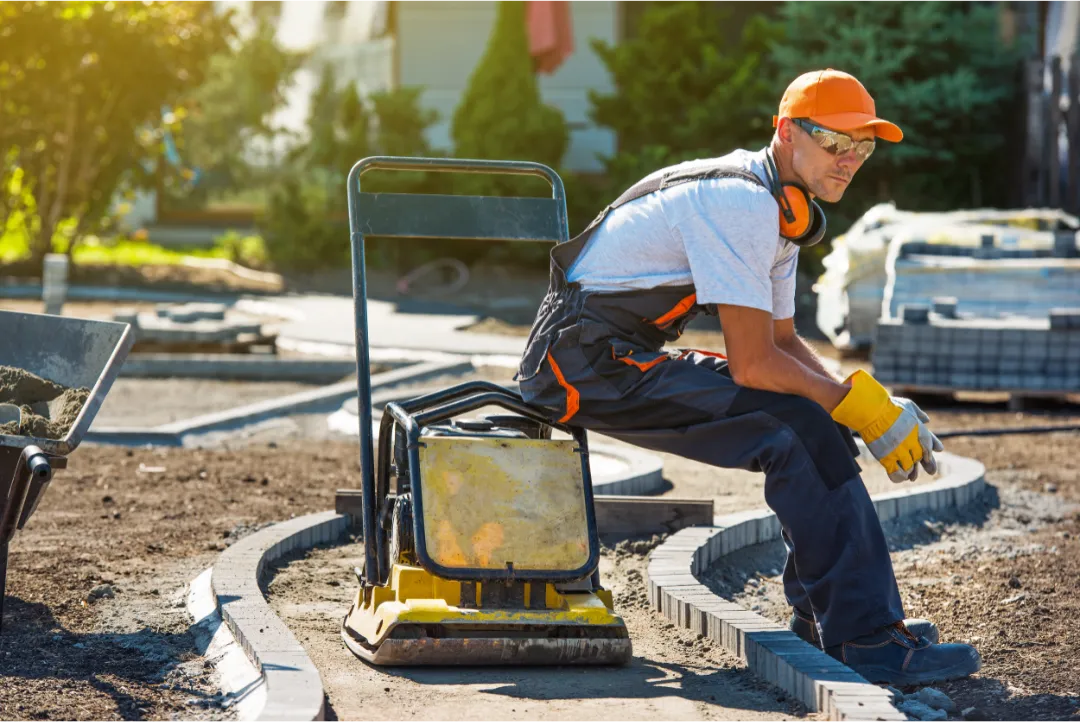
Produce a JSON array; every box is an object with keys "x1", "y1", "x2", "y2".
[
  {"x1": 678, "y1": 348, "x2": 727, "y2": 361},
  {"x1": 651, "y1": 293, "x2": 697, "y2": 328},
  {"x1": 612, "y1": 347, "x2": 669, "y2": 371},
  {"x1": 545, "y1": 351, "x2": 579, "y2": 423}
]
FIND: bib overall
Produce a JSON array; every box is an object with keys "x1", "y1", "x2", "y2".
[{"x1": 516, "y1": 163, "x2": 905, "y2": 647}]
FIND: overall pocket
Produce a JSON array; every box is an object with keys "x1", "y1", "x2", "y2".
[{"x1": 608, "y1": 339, "x2": 672, "y2": 372}]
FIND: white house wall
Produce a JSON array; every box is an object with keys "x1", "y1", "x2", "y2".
[
  {"x1": 211, "y1": 0, "x2": 617, "y2": 170},
  {"x1": 397, "y1": 1, "x2": 617, "y2": 172}
]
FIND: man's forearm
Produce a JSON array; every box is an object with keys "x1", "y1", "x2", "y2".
[
  {"x1": 778, "y1": 335, "x2": 839, "y2": 382},
  {"x1": 732, "y1": 346, "x2": 849, "y2": 412}
]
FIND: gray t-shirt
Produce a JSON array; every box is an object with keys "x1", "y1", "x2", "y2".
[{"x1": 566, "y1": 148, "x2": 799, "y2": 319}]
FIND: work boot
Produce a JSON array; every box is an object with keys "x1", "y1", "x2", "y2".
[
  {"x1": 826, "y1": 621, "x2": 981, "y2": 686},
  {"x1": 789, "y1": 608, "x2": 939, "y2": 647}
]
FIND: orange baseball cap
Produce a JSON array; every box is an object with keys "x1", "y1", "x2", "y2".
[{"x1": 772, "y1": 69, "x2": 903, "y2": 143}]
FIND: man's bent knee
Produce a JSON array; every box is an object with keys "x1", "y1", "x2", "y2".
[{"x1": 729, "y1": 389, "x2": 860, "y2": 488}]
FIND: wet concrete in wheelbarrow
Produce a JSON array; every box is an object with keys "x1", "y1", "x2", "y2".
[{"x1": 0, "y1": 366, "x2": 89, "y2": 440}]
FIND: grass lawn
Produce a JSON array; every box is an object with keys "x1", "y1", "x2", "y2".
[{"x1": 0, "y1": 231, "x2": 265, "y2": 269}]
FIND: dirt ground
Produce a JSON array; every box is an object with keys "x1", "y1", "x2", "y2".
[
  {"x1": 94, "y1": 378, "x2": 322, "y2": 429},
  {"x1": 2, "y1": 320, "x2": 1080, "y2": 719},
  {"x1": 705, "y1": 422, "x2": 1080, "y2": 722},
  {"x1": 267, "y1": 538, "x2": 816, "y2": 722},
  {"x1": 0, "y1": 299, "x2": 164, "y2": 320},
  {"x1": 1, "y1": 261, "x2": 283, "y2": 295},
  {"x1": 0, "y1": 442, "x2": 357, "y2": 721}
]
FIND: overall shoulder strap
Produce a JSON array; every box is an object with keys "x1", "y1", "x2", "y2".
[
  {"x1": 557, "y1": 162, "x2": 771, "y2": 274},
  {"x1": 609, "y1": 164, "x2": 767, "y2": 210}
]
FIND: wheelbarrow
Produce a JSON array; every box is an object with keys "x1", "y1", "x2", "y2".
[{"x1": 0, "y1": 310, "x2": 133, "y2": 630}]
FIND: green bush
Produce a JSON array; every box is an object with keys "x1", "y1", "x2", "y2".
[
  {"x1": 259, "y1": 173, "x2": 349, "y2": 273},
  {"x1": 257, "y1": 70, "x2": 441, "y2": 273},
  {"x1": 769, "y1": 1, "x2": 1032, "y2": 234},
  {"x1": 166, "y1": 18, "x2": 304, "y2": 212},
  {"x1": 451, "y1": 1, "x2": 568, "y2": 197},
  {"x1": 213, "y1": 230, "x2": 270, "y2": 270},
  {"x1": 588, "y1": 2, "x2": 781, "y2": 194}
]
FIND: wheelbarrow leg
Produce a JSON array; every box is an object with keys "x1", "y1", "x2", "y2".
[{"x1": 0, "y1": 540, "x2": 8, "y2": 633}]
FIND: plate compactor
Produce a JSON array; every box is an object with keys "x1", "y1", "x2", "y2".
[{"x1": 340, "y1": 157, "x2": 632, "y2": 666}]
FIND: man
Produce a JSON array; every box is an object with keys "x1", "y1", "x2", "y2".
[{"x1": 516, "y1": 69, "x2": 981, "y2": 685}]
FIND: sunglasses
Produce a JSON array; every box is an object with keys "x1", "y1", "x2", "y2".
[{"x1": 792, "y1": 118, "x2": 876, "y2": 161}]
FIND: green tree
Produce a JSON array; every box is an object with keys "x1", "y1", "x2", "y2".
[
  {"x1": 0, "y1": 1, "x2": 231, "y2": 262},
  {"x1": 588, "y1": 2, "x2": 782, "y2": 192},
  {"x1": 300, "y1": 64, "x2": 350, "y2": 176},
  {"x1": 769, "y1": 1, "x2": 1030, "y2": 223},
  {"x1": 258, "y1": 71, "x2": 440, "y2": 271},
  {"x1": 451, "y1": 0, "x2": 568, "y2": 194},
  {"x1": 371, "y1": 87, "x2": 439, "y2": 158},
  {"x1": 169, "y1": 18, "x2": 304, "y2": 206}
]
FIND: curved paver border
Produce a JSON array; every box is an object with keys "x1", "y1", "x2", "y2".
[
  {"x1": 212, "y1": 510, "x2": 351, "y2": 721},
  {"x1": 209, "y1": 446, "x2": 983, "y2": 721},
  {"x1": 589, "y1": 442, "x2": 665, "y2": 495},
  {"x1": 648, "y1": 451, "x2": 986, "y2": 720}
]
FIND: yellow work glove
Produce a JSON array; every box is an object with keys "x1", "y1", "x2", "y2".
[{"x1": 831, "y1": 370, "x2": 944, "y2": 483}]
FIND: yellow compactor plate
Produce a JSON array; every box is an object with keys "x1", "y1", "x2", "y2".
[
  {"x1": 416, "y1": 436, "x2": 592, "y2": 575},
  {"x1": 342, "y1": 436, "x2": 631, "y2": 666}
]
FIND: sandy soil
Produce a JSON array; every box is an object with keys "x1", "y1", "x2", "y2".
[
  {"x1": 93, "y1": 378, "x2": 322, "y2": 429},
  {"x1": 0, "y1": 366, "x2": 89, "y2": 439}
]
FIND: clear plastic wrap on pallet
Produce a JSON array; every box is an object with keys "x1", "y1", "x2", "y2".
[{"x1": 815, "y1": 204, "x2": 1079, "y2": 350}]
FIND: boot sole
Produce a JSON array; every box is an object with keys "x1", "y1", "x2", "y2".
[{"x1": 851, "y1": 655, "x2": 981, "y2": 686}]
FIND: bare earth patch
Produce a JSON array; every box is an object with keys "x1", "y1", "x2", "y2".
[
  {"x1": 1, "y1": 359, "x2": 1078, "y2": 720},
  {"x1": 266, "y1": 536, "x2": 818, "y2": 721},
  {"x1": 704, "y1": 426, "x2": 1080, "y2": 722}
]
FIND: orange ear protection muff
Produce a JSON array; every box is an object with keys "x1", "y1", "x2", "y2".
[{"x1": 764, "y1": 149, "x2": 826, "y2": 247}]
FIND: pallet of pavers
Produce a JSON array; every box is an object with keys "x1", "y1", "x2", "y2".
[{"x1": 871, "y1": 297, "x2": 1080, "y2": 406}]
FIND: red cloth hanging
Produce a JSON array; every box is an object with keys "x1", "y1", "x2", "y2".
[{"x1": 526, "y1": 1, "x2": 574, "y2": 75}]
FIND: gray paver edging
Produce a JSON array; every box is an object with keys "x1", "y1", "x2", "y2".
[
  {"x1": 589, "y1": 442, "x2": 665, "y2": 495},
  {"x1": 120, "y1": 354, "x2": 371, "y2": 382},
  {"x1": 212, "y1": 510, "x2": 351, "y2": 722},
  {"x1": 648, "y1": 451, "x2": 986, "y2": 720},
  {"x1": 85, "y1": 358, "x2": 471, "y2": 445}
]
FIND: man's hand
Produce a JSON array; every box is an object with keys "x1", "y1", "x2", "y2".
[
  {"x1": 890, "y1": 395, "x2": 944, "y2": 480},
  {"x1": 830, "y1": 370, "x2": 944, "y2": 483}
]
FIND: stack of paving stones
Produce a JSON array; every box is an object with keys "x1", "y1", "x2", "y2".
[
  {"x1": 113, "y1": 302, "x2": 276, "y2": 352},
  {"x1": 872, "y1": 298, "x2": 1080, "y2": 394},
  {"x1": 897, "y1": 228, "x2": 1078, "y2": 260},
  {"x1": 887, "y1": 231, "x2": 1080, "y2": 324}
]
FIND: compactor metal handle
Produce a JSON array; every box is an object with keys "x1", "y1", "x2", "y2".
[{"x1": 347, "y1": 156, "x2": 571, "y2": 585}]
